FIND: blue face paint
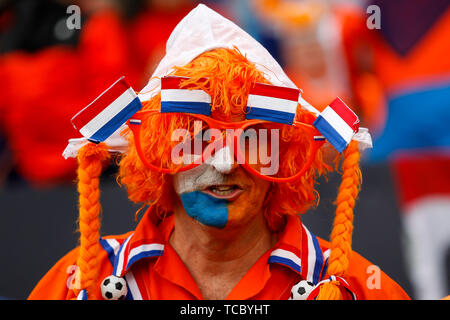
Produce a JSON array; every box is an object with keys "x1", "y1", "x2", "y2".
[{"x1": 179, "y1": 191, "x2": 229, "y2": 228}]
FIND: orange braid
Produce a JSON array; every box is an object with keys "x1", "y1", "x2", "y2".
[
  {"x1": 316, "y1": 140, "x2": 361, "y2": 300},
  {"x1": 72, "y1": 142, "x2": 110, "y2": 300}
]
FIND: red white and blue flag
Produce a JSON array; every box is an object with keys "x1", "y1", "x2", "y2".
[
  {"x1": 246, "y1": 83, "x2": 300, "y2": 125},
  {"x1": 160, "y1": 76, "x2": 211, "y2": 116},
  {"x1": 71, "y1": 77, "x2": 142, "y2": 143},
  {"x1": 160, "y1": 78, "x2": 301, "y2": 125},
  {"x1": 313, "y1": 97, "x2": 359, "y2": 153}
]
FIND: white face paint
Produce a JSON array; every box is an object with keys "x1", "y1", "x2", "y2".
[
  {"x1": 205, "y1": 145, "x2": 234, "y2": 174},
  {"x1": 173, "y1": 145, "x2": 234, "y2": 195}
]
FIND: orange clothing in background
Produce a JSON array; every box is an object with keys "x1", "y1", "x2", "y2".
[
  {"x1": 29, "y1": 213, "x2": 409, "y2": 300},
  {"x1": 0, "y1": 10, "x2": 130, "y2": 185}
]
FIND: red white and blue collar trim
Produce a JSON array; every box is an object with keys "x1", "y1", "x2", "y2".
[
  {"x1": 268, "y1": 224, "x2": 328, "y2": 285},
  {"x1": 98, "y1": 223, "x2": 333, "y2": 299},
  {"x1": 99, "y1": 235, "x2": 164, "y2": 300},
  {"x1": 76, "y1": 289, "x2": 88, "y2": 300},
  {"x1": 100, "y1": 234, "x2": 164, "y2": 278}
]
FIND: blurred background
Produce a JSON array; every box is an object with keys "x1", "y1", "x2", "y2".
[{"x1": 0, "y1": 0, "x2": 449, "y2": 300}]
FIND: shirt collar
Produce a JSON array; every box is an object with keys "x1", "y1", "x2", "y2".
[
  {"x1": 101, "y1": 212, "x2": 326, "y2": 284},
  {"x1": 100, "y1": 211, "x2": 173, "y2": 278},
  {"x1": 267, "y1": 215, "x2": 327, "y2": 285}
]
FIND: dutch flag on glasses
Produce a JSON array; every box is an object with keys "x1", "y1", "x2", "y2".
[
  {"x1": 160, "y1": 76, "x2": 211, "y2": 116},
  {"x1": 313, "y1": 97, "x2": 360, "y2": 153},
  {"x1": 246, "y1": 83, "x2": 300, "y2": 125},
  {"x1": 71, "y1": 77, "x2": 142, "y2": 143}
]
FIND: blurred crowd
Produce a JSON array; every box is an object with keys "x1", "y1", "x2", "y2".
[
  {"x1": 0, "y1": 0, "x2": 449, "y2": 299},
  {"x1": 0, "y1": 0, "x2": 197, "y2": 185}
]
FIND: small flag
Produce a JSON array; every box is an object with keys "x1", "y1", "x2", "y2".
[
  {"x1": 246, "y1": 82, "x2": 300, "y2": 125},
  {"x1": 71, "y1": 77, "x2": 142, "y2": 143},
  {"x1": 160, "y1": 76, "x2": 211, "y2": 115},
  {"x1": 313, "y1": 97, "x2": 359, "y2": 153}
]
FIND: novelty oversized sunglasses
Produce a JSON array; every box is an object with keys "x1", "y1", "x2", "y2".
[{"x1": 127, "y1": 110, "x2": 325, "y2": 183}]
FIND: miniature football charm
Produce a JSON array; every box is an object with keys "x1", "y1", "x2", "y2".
[
  {"x1": 101, "y1": 275, "x2": 127, "y2": 300},
  {"x1": 289, "y1": 280, "x2": 315, "y2": 300}
]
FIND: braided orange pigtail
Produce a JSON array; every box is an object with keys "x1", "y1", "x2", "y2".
[
  {"x1": 316, "y1": 140, "x2": 361, "y2": 300},
  {"x1": 71, "y1": 142, "x2": 110, "y2": 300}
]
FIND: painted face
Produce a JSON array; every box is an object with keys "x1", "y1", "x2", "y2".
[{"x1": 173, "y1": 145, "x2": 272, "y2": 229}]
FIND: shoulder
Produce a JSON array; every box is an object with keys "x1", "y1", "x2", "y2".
[
  {"x1": 317, "y1": 237, "x2": 410, "y2": 300},
  {"x1": 28, "y1": 231, "x2": 134, "y2": 300}
]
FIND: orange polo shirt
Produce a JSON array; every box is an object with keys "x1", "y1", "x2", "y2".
[{"x1": 28, "y1": 212, "x2": 410, "y2": 300}]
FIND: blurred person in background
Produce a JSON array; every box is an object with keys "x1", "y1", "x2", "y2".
[
  {"x1": 341, "y1": 0, "x2": 450, "y2": 299},
  {"x1": 0, "y1": 0, "x2": 131, "y2": 186},
  {"x1": 124, "y1": 0, "x2": 196, "y2": 88},
  {"x1": 0, "y1": 0, "x2": 220, "y2": 187},
  {"x1": 251, "y1": 0, "x2": 354, "y2": 110}
]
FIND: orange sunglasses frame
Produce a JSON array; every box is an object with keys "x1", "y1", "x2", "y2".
[{"x1": 127, "y1": 110, "x2": 325, "y2": 183}]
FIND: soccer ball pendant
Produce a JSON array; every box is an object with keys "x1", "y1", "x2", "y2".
[
  {"x1": 100, "y1": 275, "x2": 128, "y2": 300},
  {"x1": 289, "y1": 280, "x2": 315, "y2": 300}
]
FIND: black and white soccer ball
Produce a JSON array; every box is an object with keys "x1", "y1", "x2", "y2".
[
  {"x1": 289, "y1": 280, "x2": 315, "y2": 300},
  {"x1": 101, "y1": 275, "x2": 128, "y2": 300}
]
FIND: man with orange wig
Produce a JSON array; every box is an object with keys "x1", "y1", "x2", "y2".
[{"x1": 29, "y1": 4, "x2": 409, "y2": 300}]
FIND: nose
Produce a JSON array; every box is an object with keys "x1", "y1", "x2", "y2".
[{"x1": 206, "y1": 145, "x2": 238, "y2": 174}]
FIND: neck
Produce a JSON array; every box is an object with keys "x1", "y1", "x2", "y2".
[{"x1": 169, "y1": 203, "x2": 275, "y2": 299}]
